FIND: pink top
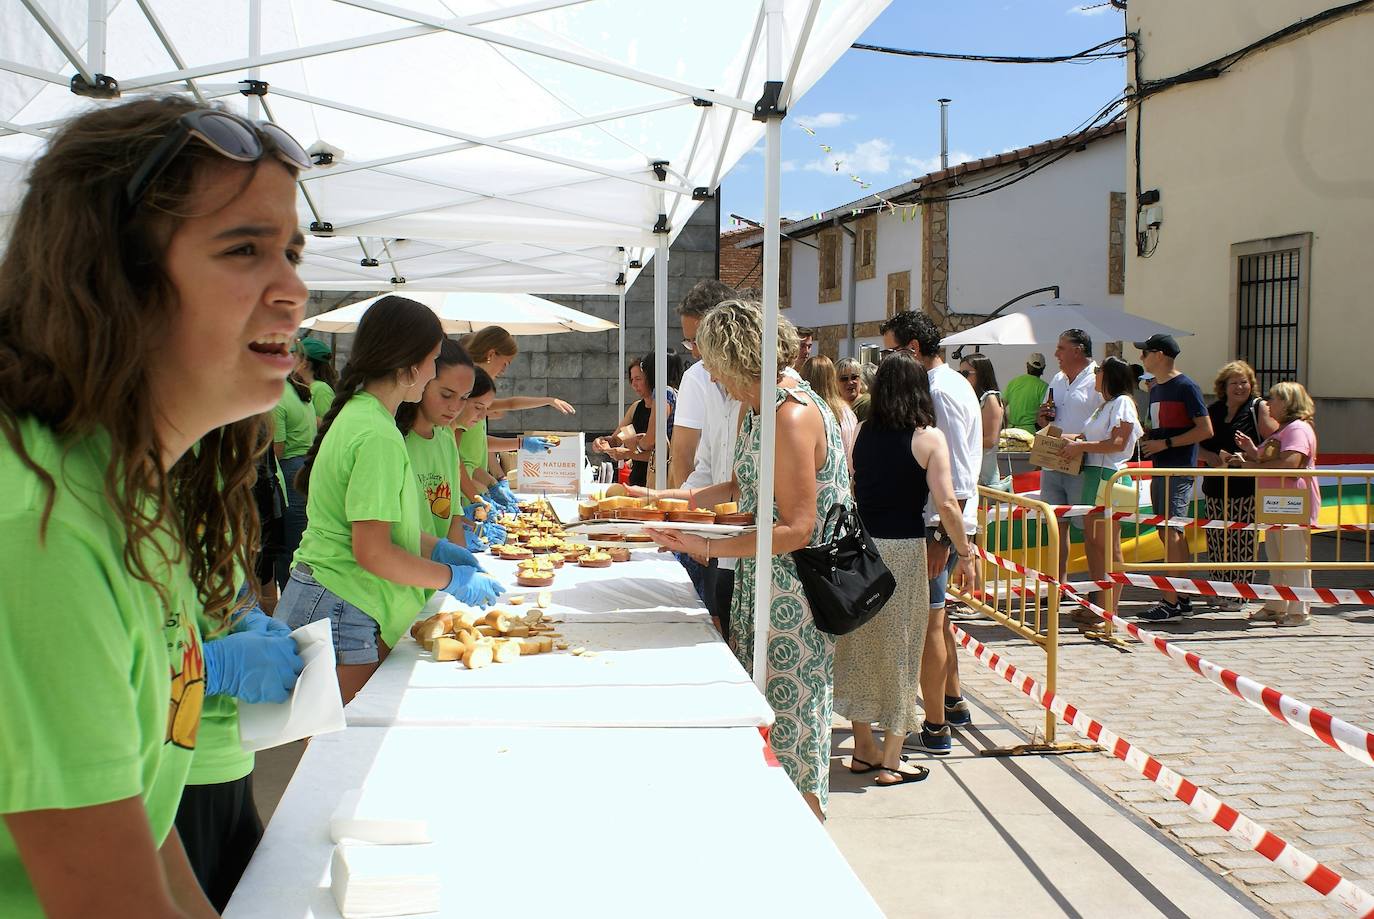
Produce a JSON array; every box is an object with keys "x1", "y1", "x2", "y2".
[{"x1": 1257, "y1": 419, "x2": 1319, "y2": 525}]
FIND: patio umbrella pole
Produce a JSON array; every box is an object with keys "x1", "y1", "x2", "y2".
[{"x1": 752, "y1": 0, "x2": 785, "y2": 690}]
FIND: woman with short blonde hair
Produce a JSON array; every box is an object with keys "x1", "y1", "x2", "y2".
[
  {"x1": 644, "y1": 300, "x2": 849, "y2": 820},
  {"x1": 1198, "y1": 359, "x2": 1277, "y2": 610}
]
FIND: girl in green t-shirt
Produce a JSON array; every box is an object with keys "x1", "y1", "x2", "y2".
[
  {"x1": 459, "y1": 325, "x2": 574, "y2": 510},
  {"x1": 0, "y1": 98, "x2": 311, "y2": 918},
  {"x1": 280, "y1": 298, "x2": 504, "y2": 704},
  {"x1": 294, "y1": 335, "x2": 338, "y2": 419},
  {"x1": 399, "y1": 339, "x2": 477, "y2": 545},
  {"x1": 269, "y1": 375, "x2": 317, "y2": 588}
]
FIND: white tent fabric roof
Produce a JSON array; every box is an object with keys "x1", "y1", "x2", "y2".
[
  {"x1": 1, "y1": 0, "x2": 891, "y2": 294},
  {"x1": 300, "y1": 289, "x2": 617, "y2": 333}
]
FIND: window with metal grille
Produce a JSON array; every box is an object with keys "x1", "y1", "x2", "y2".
[{"x1": 1232, "y1": 233, "x2": 1311, "y2": 393}]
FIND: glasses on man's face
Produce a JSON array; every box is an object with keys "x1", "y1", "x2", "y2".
[{"x1": 1139, "y1": 348, "x2": 1157, "y2": 357}]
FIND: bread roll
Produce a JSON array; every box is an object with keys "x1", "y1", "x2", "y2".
[
  {"x1": 713, "y1": 502, "x2": 739, "y2": 515},
  {"x1": 656, "y1": 498, "x2": 689, "y2": 512},
  {"x1": 462, "y1": 644, "x2": 493, "y2": 670},
  {"x1": 492, "y1": 640, "x2": 521, "y2": 664},
  {"x1": 432, "y1": 637, "x2": 463, "y2": 662},
  {"x1": 605, "y1": 483, "x2": 629, "y2": 498}
]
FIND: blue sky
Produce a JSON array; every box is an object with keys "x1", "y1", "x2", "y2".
[{"x1": 720, "y1": 0, "x2": 1129, "y2": 226}]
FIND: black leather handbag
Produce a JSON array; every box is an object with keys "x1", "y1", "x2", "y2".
[{"x1": 790, "y1": 503, "x2": 896, "y2": 635}]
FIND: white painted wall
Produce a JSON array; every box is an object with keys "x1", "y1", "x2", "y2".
[
  {"x1": 1126, "y1": 0, "x2": 1374, "y2": 411},
  {"x1": 948, "y1": 133, "x2": 1126, "y2": 316}
]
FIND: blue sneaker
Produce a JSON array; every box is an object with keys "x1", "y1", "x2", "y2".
[
  {"x1": 945, "y1": 698, "x2": 972, "y2": 727},
  {"x1": 907, "y1": 721, "x2": 952, "y2": 755},
  {"x1": 1136, "y1": 600, "x2": 1184, "y2": 623}
]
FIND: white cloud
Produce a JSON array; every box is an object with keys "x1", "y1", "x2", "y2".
[
  {"x1": 781, "y1": 160, "x2": 797, "y2": 173},
  {"x1": 795, "y1": 112, "x2": 855, "y2": 130},
  {"x1": 903, "y1": 150, "x2": 976, "y2": 174},
  {"x1": 804, "y1": 138, "x2": 893, "y2": 176},
  {"x1": 1068, "y1": 3, "x2": 1113, "y2": 15}
]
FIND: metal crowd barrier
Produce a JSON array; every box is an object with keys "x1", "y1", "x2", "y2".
[{"x1": 1089, "y1": 467, "x2": 1374, "y2": 640}]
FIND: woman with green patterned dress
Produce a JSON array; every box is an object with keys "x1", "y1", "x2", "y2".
[{"x1": 645, "y1": 300, "x2": 849, "y2": 821}]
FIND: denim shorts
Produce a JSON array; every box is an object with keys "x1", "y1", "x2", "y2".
[
  {"x1": 1040, "y1": 468, "x2": 1087, "y2": 530},
  {"x1": 275, "y1": 564, "x2": 381, "y2": 665},
  {"x1": 927, "y1": 541, "x2": 961, "y2": 611},
  {"x1": 1149, "y1": 473, "x2": 1195, "y2": 530}
]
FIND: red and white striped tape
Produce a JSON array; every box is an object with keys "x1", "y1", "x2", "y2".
[
  {"x1": 965, "y1": 547, "x2": 1374, "y2": 769},
  {"x1": 1063, "y1": 570, "x2": 1374, "y2": 608},
  {"x1": 949, "y1": 621, "x2": 1374, "y2": 917},
  {"x1": 1012, "y1": 504, "x2": 1373, "y2": 531}
]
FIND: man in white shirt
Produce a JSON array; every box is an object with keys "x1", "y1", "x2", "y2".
[
  {"x1": 1035, "y1": 328, "x2": 1104, "y2": 581},
  {"x1": 667, "y1": 279, "x2": 738, "y2": 624},
  {"x1": 880, "y1": 311, "x2": 981, "y2": 756}
]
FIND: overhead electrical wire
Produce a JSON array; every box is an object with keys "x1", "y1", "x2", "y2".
[{"x1": 851, "y1": 36, "x2": 1127, "y2": 65}]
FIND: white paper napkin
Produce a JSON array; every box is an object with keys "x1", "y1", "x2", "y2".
[
  {"x1": 238, "y1": 618, "x2": 345, "y2": 751},
  {"x1": 330, "y1": 843, "x2": 440, "y2": 918}
]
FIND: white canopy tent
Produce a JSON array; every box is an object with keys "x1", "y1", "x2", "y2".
[
  {"x1": 1, "y1": 0, "x2": 893, "y2": 688},
  {"x1": 940, "y1": 299, "x2": 1193, "y2": 349},
  {"x1": 300, "y1": 290, "x2": 617, "y2": 334}
]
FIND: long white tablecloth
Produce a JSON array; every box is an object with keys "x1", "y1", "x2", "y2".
[
  {"x1": 345, "y1": 620, "x2": 773, "y2": 729},
  {"x1": 225, "y1": 725, "x2": 882, "y2": 919}
]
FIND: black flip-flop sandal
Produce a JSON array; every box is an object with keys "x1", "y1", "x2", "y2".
[
  {"x1": 849, "y1": 757, "x2": 881, "y2": 774},
  {"x1": 874, "y1": 764, "x2": 930, "y2": 786}
]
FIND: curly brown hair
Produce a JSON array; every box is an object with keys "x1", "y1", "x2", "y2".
[{"x1": 0, "y1": 96, "x2": 293, "y2": 626}]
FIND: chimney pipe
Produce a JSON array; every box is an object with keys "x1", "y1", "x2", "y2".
[{"x1": 938, "y1": 98, "x2": 951, "y2": 170}]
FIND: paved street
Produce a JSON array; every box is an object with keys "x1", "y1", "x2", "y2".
[{"x1": 954, "y1": 545, "x2": 1374, "y2": 919}]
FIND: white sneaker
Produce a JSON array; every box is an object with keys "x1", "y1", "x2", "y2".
[
  {"x1": 1248, "y1": 607, "x2": 1283, "y2": 623},
  {"x1": 1277, "y1": 611, "x2": 1312, "y2": 627},
  {"x1": 1213, "y1": 596, "x2": 1244, "y2": 612}
]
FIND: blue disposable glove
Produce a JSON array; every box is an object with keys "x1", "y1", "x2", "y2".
[
  {"x1": 432, "y1": 537, "x2": 485, "y2": 571},
  {"x1": 204, "y1": 630, "x2": 304, "y2": 704},
  {"x1": 231, "y1": 607, "x2": 292, "y2": 638},
  {"x1": 521, "y1": 436, "x2": 555, "y2": 454},
  {"x1": 463, "y1": 526, "x2": 488, "y2": 553},
  {"x1": 442, "y1": 564, "x2": 505, "y2": 608},
  {"x1": 494, "y1": 479, "x2": 519, "y2": 508},
  {"x1": 464, "y1": 497, "x2": 492, "y2": 523},
  {"x1": 483, "y1": 519, "x2": 508, "y2": 546}
]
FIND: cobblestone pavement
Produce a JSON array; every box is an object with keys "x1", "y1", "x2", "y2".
[{"x1": 954, "y1": 550, "x2": 1374, "y2": 919}]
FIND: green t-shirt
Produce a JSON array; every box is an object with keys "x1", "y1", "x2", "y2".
[
  {"x1": 406, "y1": 426, "x2": 460, "y2": 540},
  {"x1": 271, "y1": 383, "x2": 317, "y2": 460},
  {"x1": 0, "y1": 420, "x2": 204, "y2": 917},
  {"x1": 457, "y1": 419, "x2": 489, "y2": 510},
  {"x1": 1004, "y1": 373, "x2": 1049, "y2": 431},
  {"x1": 294, "y1": 393, "x2": 427, "y2": 647},
  {"x1": 311, "y1": 380, "x2": 336, "y2": 419},
  {"x1": 852, "y1": 393, "x2": 871, "y2": 424}
]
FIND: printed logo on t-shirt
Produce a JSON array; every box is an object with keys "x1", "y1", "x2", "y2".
[
  {"x1": 165, "y1": 613, "x2": 204, "y2": 750},
  {"x1": 421, "y1": 474, "x2": 451, "y2": 521},
  {"x1": 1150, "y1": 400, "x2": 1195, "y2": 431}
]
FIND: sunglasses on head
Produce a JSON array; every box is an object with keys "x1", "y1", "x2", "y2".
[{"x1": 125, "y1": 109, "x2": 311, "y2": 207}]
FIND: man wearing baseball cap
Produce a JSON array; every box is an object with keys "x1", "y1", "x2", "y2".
[
  {"x1": 1004, "y1": 352, "x2": 1049, "y2": 432},
  {"x1": 1134, "y1": 333, "x2": 1212, "y2": 622}
]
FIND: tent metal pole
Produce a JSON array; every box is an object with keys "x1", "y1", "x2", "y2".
[
  {"x1": 19, "y1": 0, "x2": 93, "y2": 83},
  {"x1": 0, "y1": 60, "x2": 69, "y2": 87},
  {"x1": 652, "y1": 219, "x2": 669, "y2": 492},
  {"x1": 88, "y1": 0, "x2": 108, "y2": 77},
  {"x1": 247, "y1": 0, "x2": 262, "y2": 119},
  {"x1": 132, "y1": 0, "x2": 207, "y2": 102},
  {"x1": 752, "y1": 0, "x2": 785, "y2": 691},
  {"x1": 617, "y1": 288, "x2": 627, "y2": 424}
]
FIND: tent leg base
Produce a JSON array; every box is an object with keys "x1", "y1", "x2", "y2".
[{"x1": 978, "y1": 742, "x2": 1102, "y2": 758}]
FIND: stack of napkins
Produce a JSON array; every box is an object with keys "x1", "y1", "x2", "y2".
[{"x1": 330, "y1": 844, "x2": 440, "y2": 918}]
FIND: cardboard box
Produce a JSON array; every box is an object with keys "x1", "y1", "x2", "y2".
[
  {"x1": 1028, "y1": 425, "x2": 1083, "y2": 475},
  {"x1": 513, "y1": 432, "x2": 585, "y2": 495}
]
